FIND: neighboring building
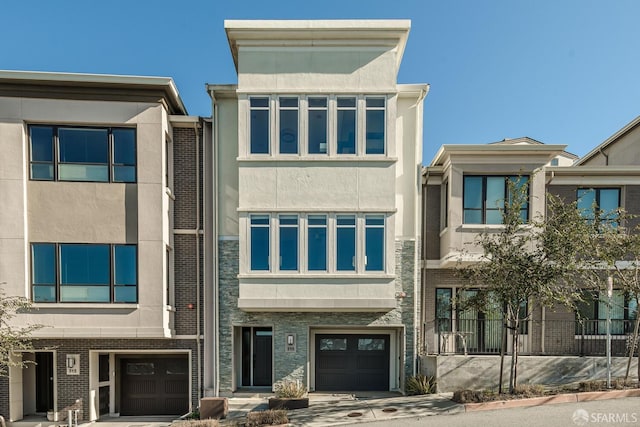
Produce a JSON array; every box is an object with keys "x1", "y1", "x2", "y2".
[
  {"x1": 0, "y1": 71, "x2": 208, "y2": 420},
  {"x1": 421, "y1": 130, "x2": 639, "y2": 391},
  {"x1": 206, "y1": 20, "x2": 428, "y2": 394}
]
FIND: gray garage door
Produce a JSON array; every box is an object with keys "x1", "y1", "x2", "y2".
[
  {"x1": 315, "y1": 334, "x2": 390, "y2": 391},
  {"x1": 120, "y1": 357, "x2": 189, "y2": 415}
]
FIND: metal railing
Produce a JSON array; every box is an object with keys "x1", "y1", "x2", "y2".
[{"x1": 435, "y1": 318, "x2": 639, "y2": 357}]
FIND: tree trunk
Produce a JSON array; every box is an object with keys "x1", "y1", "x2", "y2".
[{"x1": 624, "y1": 312, "x2": 640, "y2": 383}]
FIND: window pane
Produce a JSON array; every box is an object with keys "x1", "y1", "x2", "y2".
[
  {"x1": 319, "y1": 338, "x2": 347, "y2": 351},
  {"x1": 30, "y1": 127, "x2": 54, "y2": 162},
  {"x1": 463, "y1": 177, "x2": 482, "y2": 209},
  {"x1": 486, "y1": 177, "x2": 505, "y2": 210},
  {"x1": 60, "y1": 244, "x2": 110, "y2": 285},
  {"x1": 60, "y1": 285, "x2": 110, "y2": 302},
  {"x1": 115, "y1": 286, "x2": 137, "y2": 303},
  {"x1": 599, "y1": 189, "x2": 620, "y2": 219},
  {"x1": 113, "y1": 165, "x2": 136, "y2": 183},
  {"x1": 250, "y1": 215, "x2": 270, "y2": 271},
  {"x1": 436, "y1": 288, "x2": 452, "y2": 332},
  {"x1": 33, "y1": 285, "x2": 55, "y2": 303},
  {"x1": 250, "y1": 98, "x2": 269, "y2": 154},
  {"x1": 365, "y1": 109, "x2": 385, "y2": 154},
  {"x1": 32, "y1": 243, "x2": 55, "y2": 284},
  {"x1": 308, "y1": 215, "x2": 327, "y2": 271},
  {"x1": 59, "y1": 128, "x2": 108, "y2": 163},
  {"x1": 279, "y1": 109, "x2": 298, "y2": 154},
  {"x1": 58, "y1": 164, "x2": 109, "y2": 182},
  {"x1": 365, "y1": 216, "x2": 384, "y2": 271},
  {"x1": 366, "y1": 98, "x2": 385, "y2": 108},
  {"x1": 577, "y1": 189, "x2": 596, "y2": 219},
  {"x1": 336, "y1": 215, "x2": 356, "y2": 271},
  {"x1": 115, "y1": 245, "x2": 137, "y2": 285},
  {"x1": 113, "y1": 129, "x2": 136, "y2": 165},
  {"x1": 358, "y1": 338, "x2": 385, "y2": 351},
  {"x1": 486, "y1": 209, "x2": 503, "y2": 225},
  {"x1": 279, "y1": 215, "x2": 298, "y2": 271},
  {"x1": 337, "y1": 97, "x2": 356, "y2": 155},
  {"x1": 463, "y1": 210, "x2": 482, "y2": 224},
  {"x1": 308, "y1": 99, "x2": 327, "y2": 154},
  {"x1": 31, "y1": 164, "x2": 53, "y2": 180}
]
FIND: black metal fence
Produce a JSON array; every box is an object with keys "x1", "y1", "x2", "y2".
[{"x1": 436, "y1": 318, "x2": 639, "y2": 357}]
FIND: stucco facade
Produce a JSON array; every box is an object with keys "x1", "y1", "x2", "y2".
[
  {"x1": 0, "y1": 71, "x2": 205, "y2": 420},
  {"x1": 207, "y1": 20, "x2": 427, "y2": 394}
]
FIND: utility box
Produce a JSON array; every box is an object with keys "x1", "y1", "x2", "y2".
[{"x1": 200, "y1": 397, "x2": 228, "y2": 420}]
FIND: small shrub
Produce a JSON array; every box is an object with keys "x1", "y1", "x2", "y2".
[
  {"x1": 245, "y1": 409, "x2": 288, "y2": 426},
  {"x1": 452, "y1": 389, "x2": 497, "y2": 403},
  {"x1": 172, "y1": 419, "x2": 219, "y2": 427},
  {"x1": 406, "y1": 374, "x2": 437, "y2": 395},
  {"x1": 513, "y1": 384, "x2": 545, "y2": 397},
  {"x1": 274, "y1": 379, "x2": 307, "y2": 398}
]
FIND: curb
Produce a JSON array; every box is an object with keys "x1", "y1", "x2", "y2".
[{"x1": 464, "y1": 389, "x2": 640, "y2": 412}]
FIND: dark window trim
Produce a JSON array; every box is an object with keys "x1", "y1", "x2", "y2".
[
  {"x1": 463, "y1": 175, "x2": 530, "y2": 224},
  {"x1": 28, "y1": 125, "x2": 137, "y2": 183},
  {"x1": 30, "y1": 242, "x2": 138, "y2": 303},
  {"x1": 576, "y1": 187, "x2": 621, "y2": 225}
]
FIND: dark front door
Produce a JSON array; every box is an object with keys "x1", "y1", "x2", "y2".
[
  {"x1": 35, "y1": 352, "x2": 54, "y2": 412},
  {"x1": 242, "y1": 327, "x2": 273, "y2": 387},
  {"x1": 315, "y1": 334, "x2": 390, "y2": 391},
  {"x1": 120, "y1": 357, "x2": 189, "y2": 416}
]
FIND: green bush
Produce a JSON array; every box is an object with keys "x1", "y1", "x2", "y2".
[
  {"x1": 406, "y1": 374, "x2": 437, "y2": 395},
  {"x1": 274, "y1": 379, "x2": 307, "y2": 398},
  {"x1": 245, "y1": 409, "x2": 288, "y2": 426}
]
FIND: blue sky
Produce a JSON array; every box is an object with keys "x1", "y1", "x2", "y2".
[{"x1": 3, "y1": 0, "x2": 639, "y2": 163}]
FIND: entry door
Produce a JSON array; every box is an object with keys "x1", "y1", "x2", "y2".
[
  {"x1": 35, "y1": 352, "x2": 54, "y2": 412},
  {"x1": 242, "y1": 327, "x2": 273, "y2": 386}
]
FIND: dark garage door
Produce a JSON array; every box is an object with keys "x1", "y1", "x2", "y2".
[
  {"x1": 120, "y1": 357, "x2": 189, "y2": 415},
  {"x1": 315, "y1": 334, "x2": 390, "y2": 391}
]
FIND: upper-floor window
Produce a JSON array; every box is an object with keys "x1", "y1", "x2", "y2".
[
  {"x1": 31, "y1": 243, "x2": 137, "y2": 303},
  {"x1": 247, "y1": 95, "x2": 387, "y2": 157},
  {"x1": 279, "y1": 97, "x2": 299, "y2": 154},
  {"x1": 337, "y1": 97, "x2": 356, "y2": 154},
  {"x1": 365, "y1": 97, "x2": 385, "y2": 154},
  {"x1": 250, "y1": 97, "x2": 270, "y2": 154},
  {"x1": 29, "y1": 126, "x2": 136, "y2": 183},
  {"x1": 577, "y1": 188, "x2": 620, "y2": 226},
  {"x1": 248, "y1": 213, "x2": 386, "y2": 274},
  {"x1": 308, "y1": 97, "x2": 328, "y2": 154},
  {"x1": 463, "y1": 175, "x2": 529, "y2": 224}
]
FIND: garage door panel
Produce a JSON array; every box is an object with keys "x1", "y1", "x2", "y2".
[
  {"x1": 315, "y1": 334, "x2": 390, "y2": 391},
  {"x1": 121, "y1": 357, "x2": 189, "y2": 416}
]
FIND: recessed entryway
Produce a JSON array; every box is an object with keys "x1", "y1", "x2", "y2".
[{"x1": 241, "y1": 327, "x2": 273, "y2": 387}]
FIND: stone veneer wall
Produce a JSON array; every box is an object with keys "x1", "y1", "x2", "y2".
[{"x1": 217, "y1": 238, "x2": 419, "y2": 393}]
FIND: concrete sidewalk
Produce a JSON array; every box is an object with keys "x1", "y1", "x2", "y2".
[{"x1": 224, "y1": 393, "x2": 463, "y2": 426}]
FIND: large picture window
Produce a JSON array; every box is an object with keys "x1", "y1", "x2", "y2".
[
  {"x1": 463, "y1": 175, "x2": 529, "y2": 224},
  {"x1": 29, "y1": 126, "x2": 136, "y2": 183},
  {"x1": 31, "y1": 243, "x2": 137, "y2": 303}
]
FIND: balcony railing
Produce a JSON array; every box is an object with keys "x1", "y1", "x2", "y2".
[{"x1": 435, "y1": 318, "x2": 639, "y2": 357}]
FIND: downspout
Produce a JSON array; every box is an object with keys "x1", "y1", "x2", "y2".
[
  {"x1": 599, "y1": 147, "x2": 609, "y2": 166},
  {"x1": 194, "y1": 121, "x2": 202, "y2": 401},
  {"x1": 413, "y1": 85, "x2": 429, "y2": 376},
  {"x1": 211, "y1": 91, "x2": 220, "y2": 397}
]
